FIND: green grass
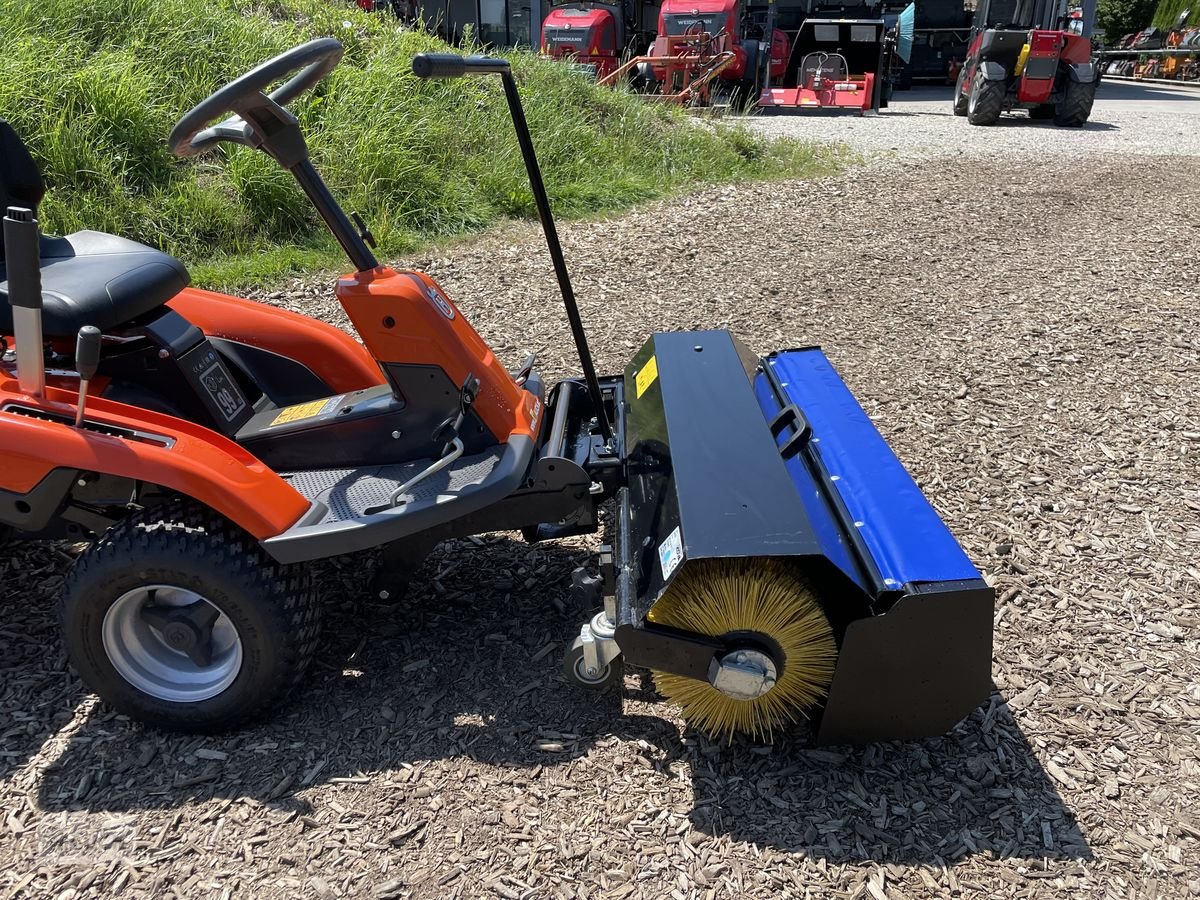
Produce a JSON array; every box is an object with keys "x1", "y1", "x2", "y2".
[
  {"x1": 1152, "y1": 0, "x2": 1191, "y2": 28},
  {"x1": 0, "y1": 0, "x2": 843, "y2": 290}
]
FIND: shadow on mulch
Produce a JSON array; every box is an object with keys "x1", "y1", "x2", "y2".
[
  {"x1": 0, "y1": 540, "x2": 88, "y2": 786},
  {"x1": 682, "y1": 692, "x2": 1093, "y2": 864},
  {"x1": 17, "y1": 535, "x2": 1088, "y2": 867}
]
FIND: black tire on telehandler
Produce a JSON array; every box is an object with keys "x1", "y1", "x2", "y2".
[
  {"x1": 952, "y1": 69, "x2": 969, "y2": 116},
  {"x1": 966, "y1": 71, "x2": 1004, "y2": 126},
  {"x1": 1055, "y1": 78, "x2": 1096, "y2": 127}
]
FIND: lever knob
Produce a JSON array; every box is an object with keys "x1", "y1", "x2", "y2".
[{"x1": 75, "y1": 325, "x2": 102, "y2": 381}]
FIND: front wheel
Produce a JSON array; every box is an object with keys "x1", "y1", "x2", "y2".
[
  {"x1": 562, "y1": 636, "x2": 622, "y2": 690},
  {"x1": 60, "y1": 503, "x2": 320, "y2": 732},
  {"x1": 966, "y1": 70, "x2": 1005, "y2": 125},
  {"x1": 952, "y1": 68, "x2": 969, "y2": 116},
  {"x1": 1055, "y1": 78, "x2": 1096, "y2": 127}
]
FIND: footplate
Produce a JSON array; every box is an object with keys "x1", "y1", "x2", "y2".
[{"x1": 261, "y1": 436, "x2": 534, "y2": 563}]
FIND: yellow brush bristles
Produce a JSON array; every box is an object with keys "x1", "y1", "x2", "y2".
[{"x1": 647, "y1": 558, "x2": 837, "y2": 742}]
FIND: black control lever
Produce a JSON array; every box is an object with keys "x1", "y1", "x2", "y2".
[
  {"x1": 431, "y1": 372, "x2": 481, "y2": 453},
  {"x1": 74, "y1": 325, "x2": 101, "y2": 428},
  {"x1": 411, "y1": 53, "x2": 613, "y2": 446},
  {"x1": 412, "y1": 53, "x2": 510, "y2": 78},
  {"x1": 510, "y1": 352, "x2": 537, "y2": 386},
  {"x1": 350, "y1": 211, "x2": 376, "y2": 248}
]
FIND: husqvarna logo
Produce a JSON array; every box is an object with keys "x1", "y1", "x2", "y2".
[{"x1": 423, "y1": 283, "x2": 456, "y2": 320}]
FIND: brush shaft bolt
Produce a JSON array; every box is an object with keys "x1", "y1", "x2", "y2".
[{"x1": 708, "y1": 648, "x2": 778, "y2": 701}]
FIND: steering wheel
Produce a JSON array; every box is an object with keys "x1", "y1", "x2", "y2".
[{"x1": 169, "y1": 38, "x2": 343, "y2": 161}]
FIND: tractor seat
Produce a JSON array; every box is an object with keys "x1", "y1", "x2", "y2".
[
  {"x1": 1, "y1": 117, "x2": 189, "y2": 337},
  {"x1": 0, "y1": 231, "x2": 190, "y2": 337}
]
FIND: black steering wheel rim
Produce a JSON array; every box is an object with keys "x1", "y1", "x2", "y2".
[{"x1": 169, "y1": 37, "x2": 344, "y2": 158}]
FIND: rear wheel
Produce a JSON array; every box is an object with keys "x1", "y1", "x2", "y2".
[
  {"x1": 60, "y1": 503, "x2": 319, "y2": 732},
  {"x1": 1029, "y1": 104, "x2": 1056, "y2": 119},
  {"x1": 952, "y1": 68, "x2": 969, "y2": 116},
  {"x1": 1055, "y1": 78, "x2": 1096, "y2": 127},
  {"x1": 966, "y1": 70, "x2": 1004, "y2": 125}
]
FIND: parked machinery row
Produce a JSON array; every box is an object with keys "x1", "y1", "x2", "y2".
[{"x1": 1103, "y1": 11, "x2": 1200, "y2": 82}]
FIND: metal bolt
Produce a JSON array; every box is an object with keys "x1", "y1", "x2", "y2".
[
  {"x1": 391, "y1": 431, "x2": 402, "y2": 439},
  {"x1": 378, "y1": 589, "x2": 391, "y2": 601},
  {"x1": 586, "y1": 666, "x2": 598, "y2": 677},
  {"x1": 157, "y1": 348, "x2": 170, "y2": 359}
]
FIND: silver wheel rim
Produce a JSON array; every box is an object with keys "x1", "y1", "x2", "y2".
[
  {"x1": 102, "y1": 585, "x2": 243, "y2": 703},
  {"x1": 574, "y1": 655, "x2": 610, "y2": 685}
]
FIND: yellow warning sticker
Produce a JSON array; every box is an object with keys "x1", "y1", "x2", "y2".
[
  {"x1": 271, "y1": 398, "x2": 334, "y2": 427},
  {"x1": 635, "y1": 356, "x2": 659, "y2": 399}
]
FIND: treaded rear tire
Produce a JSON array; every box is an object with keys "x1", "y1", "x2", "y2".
[
  {"x1": 966, "y1": 70, "x2": 1004, "y2": 125},
  {"x1": 59, "y1": 502, "x2": 320, "y2": 733},
  {"x1": 1054, "y1": 78, "x2": 1095, "y2": 127},
  {"x1": 952, "y1": 69, "x2": 969, "y2": 116}
]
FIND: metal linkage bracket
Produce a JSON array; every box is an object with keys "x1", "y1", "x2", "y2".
[{"x1": 578, "y1": 611, "x2": 622, "y2": 678}]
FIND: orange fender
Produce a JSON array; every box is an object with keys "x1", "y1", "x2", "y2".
[
  {"x1": 0, "y1": 377, "x2": 309, "y2": 539},
  {"x1": 168, "y1": 287, "x2": 384, "y2": 394}
]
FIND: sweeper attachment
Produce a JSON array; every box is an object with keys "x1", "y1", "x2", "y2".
[{"x1": 0, "y1": 40, "x2": 991, "y2": 743}]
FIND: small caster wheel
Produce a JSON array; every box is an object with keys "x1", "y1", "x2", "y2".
[{"x1": 563, "y1": 636, "x2": 622, "y2": 690}]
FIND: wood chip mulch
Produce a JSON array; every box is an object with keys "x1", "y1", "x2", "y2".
[{"x1": 2, "y1": 152, "x2": 1198, "y2": 899}]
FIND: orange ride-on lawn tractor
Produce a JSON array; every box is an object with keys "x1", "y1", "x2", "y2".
[
  {"x1": 954, "y1": 0, "x2": 1099, "y2": 126},
  {"x1": 0, "y1": 40, "x2": 993, "y2": 743}
]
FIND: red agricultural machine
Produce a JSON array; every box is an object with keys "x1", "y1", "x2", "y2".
[
  {"x1": 585, "y1": 0, "x2": 768, "y2": 105},
  {"x1": 758, "y1": 1, "x2": 912, "y2": 112},
  {"x1": 954, "y1": 0, "x2": 1099, "y2": 125},
  {"x1": 541, "y1": 1, "x2": 659, "y2": 80},
  {"x1": 569, "y1": 0, "x2": 909, "y2": 112}
]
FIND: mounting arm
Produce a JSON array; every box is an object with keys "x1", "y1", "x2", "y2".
[{"x1": 411, "y1": 53, "x2": 614, "y2": 445}]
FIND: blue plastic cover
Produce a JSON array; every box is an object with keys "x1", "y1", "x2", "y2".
[
  {"x1": 754, "y1": 373, "x2": 866, "y2": 592},
  {"x1": 754, "y1": 349, "x2": 982, "y2": 592}
]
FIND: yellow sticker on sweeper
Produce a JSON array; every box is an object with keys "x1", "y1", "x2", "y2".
[
  {"x1": 271, "y1": 397, "x2": 336, "y2": 427},
  {"x1": 635, "y1": 356, "x2": 658, "y2": 398}
]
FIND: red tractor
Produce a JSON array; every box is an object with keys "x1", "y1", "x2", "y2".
[{"x1": 954, "y1": 0, "x2": 1099, "y2": 126}]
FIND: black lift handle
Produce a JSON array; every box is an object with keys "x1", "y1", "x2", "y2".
[{"x1": 411, "y1": 52, "x2": 614, "y2": 446}]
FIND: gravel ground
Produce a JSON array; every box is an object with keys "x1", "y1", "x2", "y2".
[
  {"x1": 3, "y1": 90, "x2": 1200, "y2": 900},
  {"x1": 748, "y1": 81, "x2": 1200, "y2": 158}
]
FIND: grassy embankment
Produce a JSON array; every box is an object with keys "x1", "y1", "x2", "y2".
[{"x1": 0, "y1": 0, "x2": 844, "y2": 290}]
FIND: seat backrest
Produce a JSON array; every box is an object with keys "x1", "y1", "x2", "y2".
[{"x1": 0, "y1": 120, "x2": 46, "y2": 262}]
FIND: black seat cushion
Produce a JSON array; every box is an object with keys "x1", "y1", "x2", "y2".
[
  {"x1": 0, "y1": 231, "x2": 190, "y2": 337},
  {"x1": 1, "y1": 118, "x2": 189, "y2": 337}
]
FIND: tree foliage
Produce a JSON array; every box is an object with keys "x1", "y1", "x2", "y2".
[{"x1": 1096, "y1": 0, "x2": 1159, "y2": 38}]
